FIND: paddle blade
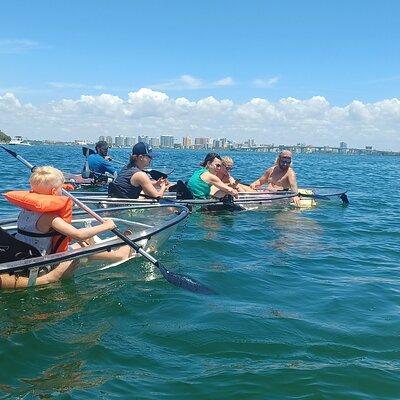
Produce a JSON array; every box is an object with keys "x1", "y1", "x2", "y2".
[
  {"x1": 82, "y1": 146, "x2": 96, "y2": 158},
  {"x1": 156, "y1": 261, "x2": 217, "y2": 295},
  {"x1": 340, "y1": 193, "x2": 349, "y2": 205}
]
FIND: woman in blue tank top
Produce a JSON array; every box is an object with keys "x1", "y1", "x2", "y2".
[
  {"x1": 110, "y1": 142, "x2": 169, "y2": 199},
  {"x1": 187, "y1": 153, "x2": 239, "y2": 199}
]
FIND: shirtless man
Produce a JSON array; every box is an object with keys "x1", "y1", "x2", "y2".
[{"x1": 250, "y1": 150, "x2": 300, "y2": 204}]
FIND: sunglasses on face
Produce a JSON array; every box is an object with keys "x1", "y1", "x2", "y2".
[
  {"x1": 215, "y1": 163, "x2": 222, "y2": 168},
  {"x1": 225, "y1": 165, "x2": 233, "y2": 171},
  {"x1": 281, "y1": 157, "x2": 292, "y2": 162}
]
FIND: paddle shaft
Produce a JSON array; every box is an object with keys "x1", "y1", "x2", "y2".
[{"x1": 63, "y1": 191, "x2": 157, "y2": 262}]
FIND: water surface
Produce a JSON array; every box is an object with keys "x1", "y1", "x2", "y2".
[{"x1": 0, "y1": 146, "x2": 399, "y2": 399}]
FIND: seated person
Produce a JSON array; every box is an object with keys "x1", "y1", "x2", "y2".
[
  {"x1": 212, "y1": 156, "x2": 255, "y2": 195},
  {"x1": 87, "y1": 141, "x2": 117, "y2": 176},
  {"x1": 187, "y1": 153, "x2": 238, "y2": 199},
  {"x1": 250, "y1": 150, "x2": 300, "y2": 205},
  {"x1": 109, "y1": 142, "x2": 169, "y2": 199},
  {"x1": 1, "y1": 166, "x2": 131, "y2": 290}
]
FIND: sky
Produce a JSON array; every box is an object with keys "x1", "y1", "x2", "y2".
[{"x1": 1, "y1": 0, "x2": 399, "y2": 150}]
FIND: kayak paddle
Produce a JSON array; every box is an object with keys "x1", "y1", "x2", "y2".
[{"x1": 1, "y1": 145, "x2": 216, "y2": 295}]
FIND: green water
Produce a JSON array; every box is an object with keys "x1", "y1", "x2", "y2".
[{"x1": 0, "y1": 147, "x2": 399, "y2": 399}]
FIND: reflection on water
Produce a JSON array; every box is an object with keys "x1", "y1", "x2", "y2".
[{"x1": 270, "y1": 209, "x2": 324, "y2": 253}]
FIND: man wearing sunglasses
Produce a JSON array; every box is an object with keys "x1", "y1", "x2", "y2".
[{"x1": 250, "y1": 150, "x2": 300, "y2": 205}]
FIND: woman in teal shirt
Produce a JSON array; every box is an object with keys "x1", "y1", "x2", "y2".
[{"x1": 187, "y1": 153, "x2": 239, "y2": 199}]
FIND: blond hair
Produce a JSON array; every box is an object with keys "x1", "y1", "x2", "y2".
[
  {"x1": 29, "y1": 166, "x2": 64, "y2": 193},
  {"x1": 221, "y1": 156, "x2": 234, "y2": 167},
  {"x1": 275, "y1": 150, "x2": 293, "y2": 165}
]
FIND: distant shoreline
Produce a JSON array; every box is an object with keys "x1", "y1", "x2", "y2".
[{"x1": 1, "y1": 141, "x2": 399, "y2": 156}]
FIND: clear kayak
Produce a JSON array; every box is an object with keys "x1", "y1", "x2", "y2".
[
  {"x1": 0, "y1": 203, "x2": 189, "y2": 277},
  {"x1": 71, "y1": 190, "x2": 298, "y2": 212},
  {"x1": 70, "y1": 185, "x2": 348, "y2": 211}
]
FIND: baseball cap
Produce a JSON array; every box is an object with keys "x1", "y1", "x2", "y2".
[
  {"x1": 96, "y1": 140, "x2": 109, "y2": 150},
  {"x1": 132, "y1": 142, "x2": 156, "y2": 158}
]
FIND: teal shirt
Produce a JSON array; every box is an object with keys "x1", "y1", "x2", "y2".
[{"x1": 187, "y1": 167, "x2": 212, "y2": 199}]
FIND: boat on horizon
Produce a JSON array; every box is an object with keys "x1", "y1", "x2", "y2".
[{"x1": 8, "y1": 136, "x2": 31, "y2": 146}]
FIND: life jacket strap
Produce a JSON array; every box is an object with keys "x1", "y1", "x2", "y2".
[
  {"x1": 51, "y1": 234, "x2": 68, "y2": 253},
  {"x1": 17, "y1": 228, "x2": 57, "y2": 238}
]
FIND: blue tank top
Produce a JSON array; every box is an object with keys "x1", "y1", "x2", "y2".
[{"x1": 110, "y1": 166, "x2": 142, "y2": 198}]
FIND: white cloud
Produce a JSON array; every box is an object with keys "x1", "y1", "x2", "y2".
[
  {"x1": 213, "y1": 77, "x2": 235, "y2": 87},
  {"x1": 0, "y1": 89, "x2": 399, "y2": 150},
  {"x1": 150, "y1": 74, "x2": 204, "y2": 90},
  {"x1": 48, "y1": 82, "x2": 105, "y2": 90},
  {"x1": 151, "y1": 75, "x2": 234, "y2": 90},
  {"x1": 0, "y1": 39, "x2": 43, "y2": 54},
  {"x1": 253, "y1": 76, "x2": 280, "y2": 88}
]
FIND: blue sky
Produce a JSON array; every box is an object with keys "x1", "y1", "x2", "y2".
[
  {"x1": 1, "y1": 1, "x2": 399, "y2": 149},
  {"x1": 1, "y1": 0, "x2": 399, "y2": 104}
]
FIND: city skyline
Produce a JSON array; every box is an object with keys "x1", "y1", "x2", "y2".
[{"x1": 1, "y1": 2, "x2": 399, "y2": 150}]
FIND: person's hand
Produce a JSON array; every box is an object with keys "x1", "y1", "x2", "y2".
[
  {"x1": 291, "y1": 195, "x2": 301, "y2": 207},
  {"x1": 230, "y1": 188, "x2": 239, "y2": 198},
  {"x1": 249, "y1": 182, "x2": 259, "y2": 189},
  {"x1": 103, "y1": 219, "x2": 117, "y2": 230},
  {"x1": 104, "y1": 156, "x2": 112, "y2": 161},
  {"x1": 154, "y1": 177, "x2": 167, "y2": 187}
]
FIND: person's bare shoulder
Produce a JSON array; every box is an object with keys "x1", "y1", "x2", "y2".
[
  {"x1": 287, "y1": 167, "x2": 296, "y2": 177},
  {"x1": 131, "y1": 170, "x2": 149, "y2": 185},
  {"x1": 264, "y1": 166, "x2": 274, "y2": 175}
]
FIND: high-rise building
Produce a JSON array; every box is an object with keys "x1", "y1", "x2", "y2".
[
  {"x1": 182, "y1": 136, "x2": 192, "y2": 148},
  {"x1": 114, "y1": 135, "x2": 125, "y2": 147},
  {"x1": 160, "y1": 135, "x2": 174, "y2": 148},
  {"x1": 138, "y1": 135, "x2": 150, "y2": 144},
  {"x1": 150, "y1": 137, "x2": 160, "y2": 148},
  {"x1": 212, "y1": 139, "x2": 221, "y2": 149},
  {"x1": 194, "y1": 137, "x2": 210, "y2": 149},
  {"x1": 220, "y1": 138, "x2": 228, "y2": 149},
  {"x1": 125, "y1": 136, "x2": 136, "y2": 147},
  {"x1": 340, "y1": 142, "x2": 347, "y2": 149},
  {"x1": 98, "y1": 135, "x2": 105, "y2": 142},
  {"x1": 106, "y1": 136, "x2": 113, "y2": 146}
]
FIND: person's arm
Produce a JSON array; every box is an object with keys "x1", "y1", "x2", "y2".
[
  {"x1": 49, "y1": 215, "x2": 116, "y2": 241},
  {"x1": 100, "y1": 158, "x2": 117, "y2": 175},
  {"x1": 287, "y1": 169, "x2": 300, "y2": 206},
  {"x1": 288, "y1": 169, "x2": 298, "y2": 192},
  {"x1": 132, "y1": 171, "x2": 168, "y2": 198},
  {"x1": 250, "y1": 168, "x2": 271, "y2": 189},
  {"x1": 203, "y1": 172, "x2": 238, "y2": 197}
]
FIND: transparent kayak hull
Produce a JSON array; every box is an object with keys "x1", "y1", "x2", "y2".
[
  {"x1": 71, "y1": 191, "x2": 298, "y2": 212},
  {"x1": 0, "y1": 204, "x2": 189, "y2": 277}
]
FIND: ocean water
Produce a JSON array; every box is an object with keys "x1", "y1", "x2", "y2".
[{"x1": 0, "y1": 146, "x2": 399, "y2": 399}]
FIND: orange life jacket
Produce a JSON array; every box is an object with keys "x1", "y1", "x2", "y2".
[{"x1": 4, "y1": 191, "x2": 73, "y2": 253}]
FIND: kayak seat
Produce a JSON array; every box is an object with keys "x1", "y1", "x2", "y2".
[
  {"x1": 174, "y1": 180, "x2": 194, "y2": 200},
  {"x1": 0, "y1": 227, "x2": 41, "y2": 264}
]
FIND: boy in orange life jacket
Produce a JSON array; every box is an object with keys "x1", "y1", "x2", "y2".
[{"x1": 0, "y1": 166, "x2": 131, "y2": 289}]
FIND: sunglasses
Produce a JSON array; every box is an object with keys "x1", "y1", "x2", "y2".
[
  {"x1": 225, "y1": 165, "x2": 233, "y2": 171},
  {"x1": 281, "y1": 157, "x2": 292, "y2": 162},
  {"x1": 215, "y1": 163, "x2": 222, "y2": 167}
]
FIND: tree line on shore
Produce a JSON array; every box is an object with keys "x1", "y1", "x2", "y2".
[{"x1": 0, "y1": 130, "x2": 11, "y2": 143}]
